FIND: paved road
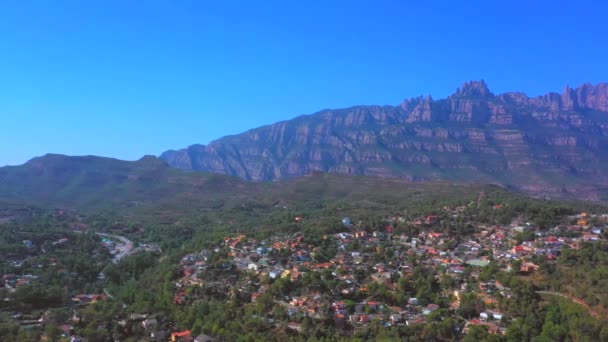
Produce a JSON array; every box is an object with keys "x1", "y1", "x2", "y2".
[
  {"x1": 103, "y1": 288, "x2": 115, "y2": 299},
  {"x1": 97, "y1": 232, "x2": 134, "y2": 263}
]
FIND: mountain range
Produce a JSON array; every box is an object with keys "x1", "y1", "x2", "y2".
[
  {"x1": 160, "y1": 81, "x2": 608, "y2": 201},
  {"x1": 0, "y1": 153, "x2": 518, "y2": 220}
]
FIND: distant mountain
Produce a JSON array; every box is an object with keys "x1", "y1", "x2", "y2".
[
  {"x1": 160, "y1": 81, "x2": 608, "y2": 201},
  {"x1": 0, "y1": 154, "x2": 520, "y2": 216},
  {"x1": 0, "y1": 154, "x2": 246, "y2": 210}
]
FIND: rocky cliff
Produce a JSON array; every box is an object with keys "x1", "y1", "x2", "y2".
[{"x1": 160, "y1": 81, "x2": 608, "y2": 201}]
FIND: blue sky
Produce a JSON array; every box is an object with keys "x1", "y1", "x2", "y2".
[{"x1": 1, "y1": 0, "x2": 607, "y2": 166}]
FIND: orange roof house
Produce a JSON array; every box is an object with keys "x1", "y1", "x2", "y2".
[{"x1": 171, "y1": 330, "x2": 192, "y2": 342}]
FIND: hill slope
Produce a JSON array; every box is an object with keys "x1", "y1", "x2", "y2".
[
  {"x1": 0, "y1": 154, "x2": 535, "y2": 216},
  {"x1": 0, "y1": 154, "x2": 247, "y2": 210},
  {"x1": 161, "y1": 81, "x2": 608, "y2": 201}
]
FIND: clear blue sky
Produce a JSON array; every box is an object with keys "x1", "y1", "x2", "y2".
[{"x1": 1, "y1": 0, "x2": 607, "y2": 166}]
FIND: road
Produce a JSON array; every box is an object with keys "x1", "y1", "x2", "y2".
[{"x1": 96, "y1": 232, "x2": 134, "y2": 263}]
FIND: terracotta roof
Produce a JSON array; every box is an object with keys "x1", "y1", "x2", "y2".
[{"x1": 172, "y1": 330, "x2": 192, "y2": 337}]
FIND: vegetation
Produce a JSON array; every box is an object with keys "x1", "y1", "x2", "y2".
[{"x1": 1, "y1": 171, "x2": 608, "y2": 340}]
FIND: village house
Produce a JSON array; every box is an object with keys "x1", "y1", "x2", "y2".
[{"x1": 171, "y1": 330, "x2": 193, "y2": 342}]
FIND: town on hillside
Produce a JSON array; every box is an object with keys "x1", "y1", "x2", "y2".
[
  {"x1": 2, "y1": 206, "x2": 608, "y2": 341},
  {"x1": 165, "y1": 211, "x2": 607, "y2": 341}
]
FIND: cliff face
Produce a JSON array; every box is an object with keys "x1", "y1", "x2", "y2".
[{"x1": 160, "y1": 81, "x2": 608, "y2": 201}]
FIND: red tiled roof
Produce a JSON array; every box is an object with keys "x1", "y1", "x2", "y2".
[{"x1": 172, "y1": 330, "x2": 192, "y2": 337}]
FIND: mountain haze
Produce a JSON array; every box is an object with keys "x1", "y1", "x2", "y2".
[
  {"x1": 0, "y1": 154, "x2": 247, "y2": 210},
  {"x1": 0, "y1": 154, "x2": 525, "y2": 219},
  {"x1": 161, "y1": 81, "x2": 608, "y2": 201}
]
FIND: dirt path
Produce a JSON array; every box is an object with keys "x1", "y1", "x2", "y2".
[{"x1": 537, "y1": 291, "x2": 605, "y2": 320}]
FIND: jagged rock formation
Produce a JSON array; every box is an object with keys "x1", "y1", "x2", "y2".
[{"x1": 160, "y1": 81, "x2": 608, "y2": 201}]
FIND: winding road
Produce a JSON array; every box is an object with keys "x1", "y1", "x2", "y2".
[
  {"x1": 96, "y1": 232, "x2": 134, "y2": 302},
  {"x1": 96, "y1": 232, "x2": 134, "y2": 263}
]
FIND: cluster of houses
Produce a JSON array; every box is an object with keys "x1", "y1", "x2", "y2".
[
  {"x1": 3, "y1": 208, "x2": 607, "y2": 340},
  {"x1": 169, "y1": 210, "x2": 608, "y2": 337},
  {"x1": 174, "y1": 229, "x2": 463, "y2": 330},
  {"x1": 1, "y1": 239, "x2": 75, "y2": 292},
  {"x1": 1, "y1": 273, "x2": 38, "y2": 290}
]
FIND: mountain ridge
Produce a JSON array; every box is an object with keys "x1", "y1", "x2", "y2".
[
  {"x1": 1, "y1": 154, "x2": 538, "y2": 220},
  {"x1": 0, "y1": 154, "x2": 250, "y2": 210},
  {"x1": 160, "y1": 81, "x2": 608, "y2": 201}
]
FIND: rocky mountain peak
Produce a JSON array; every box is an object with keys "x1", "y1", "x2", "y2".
[
  {"x1": 160, "y1": 80, "x2": 608, "y2": 201},
  {"x1": 406, "y1": 95, "x2": 434, "y2": 122},
  {"x1": 549, "y1": 83, "x2": 608, "y2": 112},
  {"x1": 561, "y1": 85, "x2": 578, "y2": 111},
  {"x1": 573, "y1": 82, "x2": 608, "y2": 112},
  {"x1": 453, "y1": 80, "x2": 493, "y2": 98}
]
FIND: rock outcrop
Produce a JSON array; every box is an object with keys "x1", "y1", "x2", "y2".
[{"x1": 160, "y1": 81, "x2": 608, "y2": 201}]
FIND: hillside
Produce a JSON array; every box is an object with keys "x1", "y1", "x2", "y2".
[
  {"x1": 0, "y1": 154, "x2": 549, "y2": 216},
  {"x1": 3, "y1": 157, "x2": 608, "y2": 342},
  {"x1": 0, "y1": 154, "x2": 247, "y2": 210},
  {"x1": 3, "y1": 153, "x2": 606, "y2": 231},
  {"x1": 161, "y1": 81, "x2": 608, "y2": 201}
]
